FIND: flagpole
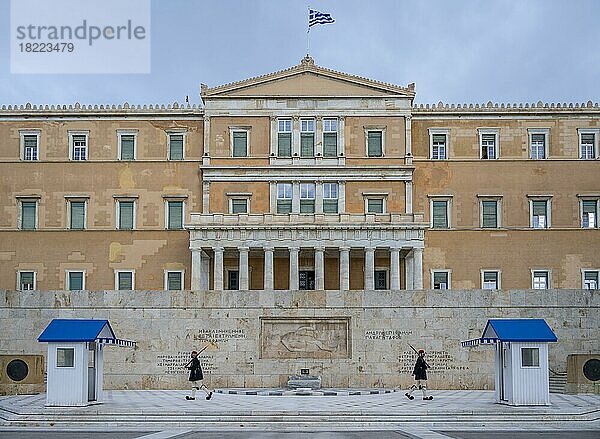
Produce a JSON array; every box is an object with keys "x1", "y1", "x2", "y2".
[{"x1": 307, "y1": 5, "x2": 310, "y2": 56}]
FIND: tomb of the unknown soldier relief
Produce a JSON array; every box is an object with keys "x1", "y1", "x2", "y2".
[{"x1": 0, "y1": 57, "x2": 599, "y2": 396}]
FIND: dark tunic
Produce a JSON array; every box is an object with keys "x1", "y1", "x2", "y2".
[
  {"x1": 412, "y1": 356, "x2": 429, "y2": 381},
  {"x1": 187, "y1": 357, "x2": 204, "y2": 381}
]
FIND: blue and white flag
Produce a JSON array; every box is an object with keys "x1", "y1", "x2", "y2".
[{"x1": 309, "y1": 9, "x2": 335, "y2": 27}]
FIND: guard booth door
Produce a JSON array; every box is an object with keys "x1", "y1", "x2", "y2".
[
  {"x1": 88, "y1": 342, "x2": 97, "y2": 401},
  {"x1": 500, "y1": 342, "x2": 511, "y2": 402}
]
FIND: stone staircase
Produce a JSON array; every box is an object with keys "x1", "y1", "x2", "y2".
[{"x1": 549, "y1": 368, "x2": 567, "y2": 394}]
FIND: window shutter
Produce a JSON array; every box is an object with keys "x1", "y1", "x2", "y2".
[
  {"x1": 168, "y1": 201, "x2": 183, "y2": 229},
  {"x1": 582, "y1": 200, "x2": 596, "y2": 214},
  {"x1": 120, "y1": 135, "x2": 135, "y2": 160},
  {"x1": 119, "y1": 201, "x2": 134, "y2": 230},
  {"x1": 482, "y1": 201, "x2": 497, "y2": 228},
  {"x1": 433, "y1": 272, "x2": 448, "y2": 287},
  {"x1": 232, "y1": 132, "x2": 247, "y2": 157},
  {"x1": 231, "y1": 199, "x2": 247, "y2": 214},
  {"x1": 118, "y1": 272, "x2": 133, "y2": 290},
  {"x1": 367, "y1": 198, "x2": 384, "y2": 213},
  {"x1": 581, "y1": 133, "x2": 594, "y2": 144},
  {"x1": 167, "y1": 272, "x2": 182, "y2": 290},
  {"x1": 20, "y1": 272, "x2": 34, "y2": 288},
  {"x1": 169, "y1": 135, "x2": 184, "y2": 160},
  {"x1": 432, "y1": 201, "x2": 448, "y2": 228},
  {"x1": 277, "y1": 200, "x2": 292, "y2": 214},
  {"x1": 532, "y1": 200, "x2": 546, "y2": 216},
  {"x1": 300, "y1": 200, "x2": 315, "y2": 213},
  {"x1": 278, "y1": 133, "x2": 291, "y2": 157},
  {"x1": 323, "y1": 199, "x2": 338, "y2": 213},
  {"x1": 367, "y1": 131, "x2": 382, "y2": 156},
  {"x1": 301, "y1": 133, "x2": 314, "y2": 157},
  {"x1": 323, "y1": 132, "x2": 337, "y2": 157},
  {"x1": 69, "y1": 272, "x2": 83, "y2": 290},
  {"x1": 70, "y1": 201, "x2": 85, "y2": 230},
  {"x1": 531, "y1": 134, "x2": 545, "y2": 143},
  {"x1": 483, "y1": 272, "x2": 497, "y2": 283},
  {"x1": 21, "y1": 202, "x2": 36, "y2": 230}
]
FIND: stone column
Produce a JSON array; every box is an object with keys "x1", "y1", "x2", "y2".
[
  {"x1": 270, "y1": 181, "x2": 277, "y2": 214},
  {"x1": 292, "y1": 181, "x2": 300, "y2": 213},
  {"x1": 202, "y1": 181, "x2": 210, "y2": 214},
  {"x1": 191, "y1": 248, "x2": 202, "y2": 290},
  {"x1": 315, "y1": 180, "x2": 324, "y2": 214},
  {"x1": 315, "y1": 246, "x2": 325, "y2": 290},
  {"x1": 405, "y1": 181, "x2": 413, "y2": 214},
  {"x1": 264, "y1": 247, "x2": 274, "y2": 290},
  {"x1": 364, "y1": 247, "x2": 375, "y2": 290},
  {"x1": 292, "y1": 116, "x2": 300, "y2": 157},
  {"x1": 315, "y1": 116, "x2": 323, "y2": 157},
  {"x1": 239, "y1": 246, "x2": 249, "y2": 290},
  {"x1": 213, "y1": 247, "x2": 224, "y2": 291},
  {"x1": 338, "y1": 181, "x2": 346, "y2": 213},
  {"x1": 390, "y1": 247, "x2": 401, "y2": 290},
  {"x1": 269, "y1": 116, "x2": 277, "y2": 156},
  {"x1": 289, "y1": 246, "x2": 299, "y2": 290},
  {"x1": 405, "y1": 115, "x2": 412, "y2": 163},
  {"x1": 413, "y1": 247, "x2": 423, "y2": 290},
  {"x1": 203, "y1": 116, "x2": 210, "y2": 158},
  {"x1": 405, "y1": 250, "x2": 414, "y2": 290},
  {"x1": 338, "y1": 116, "x2": 345, "y2": 157},
  {"x1": 339, "y1": 246, "x2": 350, "y2": 290}
]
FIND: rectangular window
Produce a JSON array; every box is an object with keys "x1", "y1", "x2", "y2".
[
  {"x1": 367, "y1": 198, "x2": 384, "y2": 214},
  {"x1": 582, "y1": 200, "x2": 597, "y2": 228},
  {"x1": 432, "y1": 200, "x2": 449, "y2": 228},
  {"x1": 432, "y1": 134, "x2": 447, "y2": 160},
  {"x1": 67, "y1": 271, "x2": 84, "y2": 291},
  {"x1": 300, "y1": 183, "x2": 315, "y2": 213},
  {"x1": 20, "y1": 200, "x2": 37, "y2": 230},
  {"x1": 116, "y1": 271, "x2": 134, "y2": 290},
  {"x1": 56, "y1": 348, "x2": 75, "y2": 368},
  {"x1": 119, "y1": 134, "x2": 135, "y2": 160},
  {"x1": 480, "y1": 133, "x2": 497, "y2": 159},
  {"x1": 521, "y1": 347, "x2": 540, "y2": 367},
  {"x1": 300, "y1": 119, "x2": 315, "y2": 157},
  {"x1": 277, "y1": 119, "x2": 292, "y2": 157},
  {"x1": 481, "y1": 200, "x2": 498, "y2": 228},
  {"x1": 433, "y1": 271, "x2": 449, "y2": 289},
  {"x1": 530, "y1": 133, "x2": 546, "y2": 159},
  {"x1": 117, "y1": 200, "x2": 135, "y2": 230},
  {"x1": 532, "y1": 270, "x2": 549, "y2": 289},
  {"x1": 23, "y1": 134, "x2": 39, "y2": 161},
  {"x1": 580, "y1": 132, "x2": 596, "y2": 160},
  {"x1": 166, "y1": 271, "x2": 183, "y2": 290},
  {"x1": 168, "y1": 134, "x2": 184, "y2": 160},
  {"x1": 323, "y1": 118, "x2": 338, "y2": 157},
  {"x1": 232, "y1": 131, "x2": 248, "y2": 157},
  {"x1": 583, "y1": 270, "x2": 599, "y2": 290},
  {"x1": 367, "y1": 131, "x2": 383, "y2": 157},
  {"x1": 18, "y1": 271, "x2": 35, "y2": 290},
  {"x1": 374, "y1": 270, "x2": 388, "y2": 290},
  {"x1": 323, "y1": 182, "x2": 339, "y2": 213},
  {"x1": 277, "y1": 183, "x2": 293, "y2": 213},
  {"x1": 227, "y1": 270, "x2": 239, "y2": 290},
  {"x1": 69, "y1": 200, "x2": 85, "y2": 230},
  {"x1": 231, "y1": 198, "x2": 248, "y2": 214},
  {"x1": 71, "y1": 134, "x2": 87, "y2": 161},
  {"x1": 532, "y1": 200, "x2": 548, "y2": 228},
  {"x1": 482, "y1": 271, "x2": 499, "y2": 289},
  {"x1": 167, "y1": 200, "x2": 184, "y2": 230}
]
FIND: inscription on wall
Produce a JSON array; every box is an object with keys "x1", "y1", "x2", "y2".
[
  {"x1": 156, "y1": 351, "x2": 216, "y2": 375},
  {"x1": 398, "y1": 350, "x2": 468, "y2": 374},
  {"x1": 364, "y1": 330, "x2": 413, "y2": 340},
  {"x1": 261, "y1": 317, "x2": 351, "y2": 359},
  {"x1": 188, "y1": 328, "x2": 247, "y2": 343}
]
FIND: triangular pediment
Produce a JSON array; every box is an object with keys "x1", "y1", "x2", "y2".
[{"x1": 202, "y1": 56, "x2": 415, "y2": 99}]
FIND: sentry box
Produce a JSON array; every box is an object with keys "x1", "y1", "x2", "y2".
[
  {"x1": 38, "y1": 319, "x2": 135, "y2": 407},
  {"x1": 461, "y1": 319, "x2": 557, "y2": 406}
]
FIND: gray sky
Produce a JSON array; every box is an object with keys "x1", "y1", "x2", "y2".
[{"x1": 1, "y1": 0, "x2": 599, "y2": 106}]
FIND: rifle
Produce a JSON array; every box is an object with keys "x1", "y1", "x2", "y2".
[
  {"x1": 184, "y1": 342, "x2": 217, "y2": 368},
  {"x1": 408, "y1": 343, "x2": 418, "y2": 354}
]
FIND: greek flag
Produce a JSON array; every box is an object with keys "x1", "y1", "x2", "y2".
[{"x1": 309, "y1": 9, "x2": 335, "y2": 27}]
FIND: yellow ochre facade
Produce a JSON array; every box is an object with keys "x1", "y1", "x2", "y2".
[{"x1": 1, "y1": 57, "x2": 599, "y2": 292}]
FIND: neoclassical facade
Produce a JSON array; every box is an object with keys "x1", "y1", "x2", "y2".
[{"x1": 0, "y1": 57, "x2": 599, "y2": 292}]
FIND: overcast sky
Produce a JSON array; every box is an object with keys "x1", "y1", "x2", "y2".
[{"x1": 1, "y1": 0, "x2": 599, "y2": 106}]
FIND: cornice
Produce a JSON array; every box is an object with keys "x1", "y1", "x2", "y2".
[
  {"x1": 412, "y1": 100, "x2": 600, "y2": 115},
  {"x1": 0, "y1": 102, "x2": 204, "y2": 117}
]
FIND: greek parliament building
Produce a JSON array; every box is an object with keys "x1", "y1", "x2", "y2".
[{"x1": 1, "y1": 56, "x2": 600, "y2": 293}]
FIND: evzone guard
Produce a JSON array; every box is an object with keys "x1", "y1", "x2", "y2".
[
  {"x1": 184, "y1": 346, "x2": 213, "y2": 401},
  {"x1": 405, "y1": 345, "x2": 433, "y2": 401}
]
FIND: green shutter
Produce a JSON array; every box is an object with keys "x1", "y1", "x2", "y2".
[
  {"x1": 323, "y1": 133, "x2": 337, "y2": 157},
  {"x1": 119, "y1": 201, "x2": 134, "y2": 230},
  {"x1": 20, "y1": 272, "x2": 34, "y2": 289},
  {"x1": 483, "y1": 272, "x2": 497, "y2": 282},
  {"x1": 278, "y1": 133, "x2": 291, "y2": 157},
  {"x1": 232, "y1": 199, "x2": 247, "y2": 214},
  {"x1": 300, "y1": 200, "x2": 315, "y2": 213},
  {"x1": 168, "y1": 201, "x2": 183, "y2": 229},
  {"x1": 582, "y1": 200, "x2": 596, "y2": 214},
  {"x1": 277, "y1": 200, "x2": 292, "y2": 214},
  {"x1": 69, "y1": 272, "x2": 83, "y2": 291},
  {"x1": 21, "y1": 201, "x2": 36, "y2": 230},
  {"x1": 232, "y1": 132, "x2": 247, "y2": 157},
  {"x1": 167, "y1": 272, "x2": 182, "y2": 290},
  {"x1": 432, "y1": 201, "x2": 448, "y2": 228},
  {"x1": 169, "y1": 135, "x2": 184, "y2": 160},
  {"x1": 323, "y1": 199, "x2": 338, "y2": 213},
  {"x1": 368, "y1": 131, "x2": 382, "y2": 156},
  {"x1": 584, "y1": 271, "x2": 598, "y2": 281},
  {"x1": 118, "y1": 272, "x2": 133, "y2": 290},
  {"x1": 120, "y1": 135, "x2": 135, "y2": 160},
  {"x1": 367, "y1": 199, "x2": 384, "y2": 213},
  {"x1": 482, "y1": 201, "x2": 497, "y2": 228},
  {"x1": 532, "y1": 200, "x2": 546, "y2": 216},
  {"x1": 70, "y1": 201, "x2": 85, "y2": 230},
  {"x1": 433, "y1": 272, "x2": 448, "y2": 288},
  {"x1": 301, "y1": 133, "x2": 314, "y2": 157}
]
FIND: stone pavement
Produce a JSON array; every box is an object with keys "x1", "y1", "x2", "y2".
[{"x1": 0, "y1": 390, "x2": 599, "y2": 437}]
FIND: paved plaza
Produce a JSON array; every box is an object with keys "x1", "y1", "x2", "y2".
[{"x1": 0, "y1": 390, "x2": 599, "y2": 438}]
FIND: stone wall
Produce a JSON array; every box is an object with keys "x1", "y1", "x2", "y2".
[{"x1": 0, "y1": 289, "x2": 597, "y2": 395}]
